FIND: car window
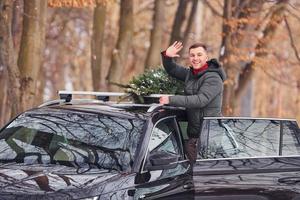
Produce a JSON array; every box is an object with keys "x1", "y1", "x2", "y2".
[
  {"x1": 203, "y1": 119, "x2": 281, "y2": 159},
  {"x1": 177, "y1": 121, "x2": 189, "y2": 140},
  {"x1": 145, "y1": 117, "x2": 183, "y2": 167},
  {"x1": 0, "y1": 108, "x2": 145, "y2": 172},
  {"x1": 282, "y1": 121, "x2": 300, "y2": 156}
]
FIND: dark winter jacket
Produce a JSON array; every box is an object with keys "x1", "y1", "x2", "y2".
[{"x1": 161, "y1": 53, "x2": 226, "y2": 138}]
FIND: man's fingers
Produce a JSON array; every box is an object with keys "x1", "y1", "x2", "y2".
[
  {"x1": 174, "y1": 41, "x2": 183, "y2": 49},
  {"x1": 172, "y1": 41, "x2": 183, "y2": 48},
  {"x1": 172, "y1": 41, "x2": 179, "y2": 47},
  {"x1": 167, "y1": 41, "x2": 183, "y2": 56},
  {"x1": 177, "y1": 45, "x2": 183, "y2": 51},
  {"x1": 174, "y1": 44, "x2": 183, "y2": 54}
]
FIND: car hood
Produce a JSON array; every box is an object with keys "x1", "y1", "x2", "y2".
[{"x1": 0, "y1": 163, "x2": 132, "y2": 199}]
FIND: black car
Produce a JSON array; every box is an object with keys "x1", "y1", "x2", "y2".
[{"x1": 0, "y1": 91, "x2": 299, "y2": 200}]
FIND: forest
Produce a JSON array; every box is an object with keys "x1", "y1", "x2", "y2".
[{"x1": 0, "y1": 0, "x2": 299, "y2": 127}]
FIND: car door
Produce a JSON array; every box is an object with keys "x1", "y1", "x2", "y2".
[
  {"x1": 133, "y1": 116, "x2": 193, "y2": 200},
  {"x1": 192, "y1": 118, "x2": 300, "y2": 200}
]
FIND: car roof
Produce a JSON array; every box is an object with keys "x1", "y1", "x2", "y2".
[
  {"x1": 38, "y1": 91, "x2": 298, "y2": 123},
  {"x1": 37, "y1": 100, "x2": 298, "y2": 122},
  {"x1": 37, "y1": 99, "x2": 186, "y2": 120}
]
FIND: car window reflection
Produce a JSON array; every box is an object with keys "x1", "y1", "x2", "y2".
[
  {"x1": 145, "y1": 118, "x2": 182, "y2": 168},
  {"x1": 0, "y1": 108, "x2": 145, "y2": 172},
  {"x1": 204, "y1": 119, "x2": 281, "y2": 159},
  {"x1": 282, "y1": 121, "x2": 300, "y2": 155}
]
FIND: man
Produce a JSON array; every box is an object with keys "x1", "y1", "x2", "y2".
[{"x1": 159, "y1": 41, "x2": 226, "y2": 162}]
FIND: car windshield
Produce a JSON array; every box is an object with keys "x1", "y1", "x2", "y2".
[{"x1": 0, "y1": 108, "x2": 145, "y2": 172}]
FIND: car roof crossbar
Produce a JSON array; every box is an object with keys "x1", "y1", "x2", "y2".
[
  {"x1": 58, "y1": 90, "x2": 173, "y2": 103},
  {"x1": 58, "y1": 90, "x2": 127, "y2": 102},
  {"x1": 147, "y1": 104, "x2": 185, "y2": 112},
  {"x1": 40, "y1": 91, "x2": 186, "y2": 111}
]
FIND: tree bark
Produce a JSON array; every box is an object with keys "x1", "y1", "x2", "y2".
[
  {"x1": 91, "y1": 0, "x2": 106, "y2": 91},
  {"x1": 179, "y1": 0, "x2": 198, "y2": 58},
  {"x1": 12, "y1": 0, "x2": 22, "y2": 48},
  {"x1": 220, "y1": 0, "x2": 236, "y2": 115},
  {"x1": 169, "y1": 0, "x2": 189, "y2": 45},
  {"x1": 297, "y1": 80, "x2": 300, "y2": 122},
  {"x1": 106, "y1": 0, "x2": 133, "y2": 91},
  {"x1": 219, "y1": 0, "x2": 286, "y2": 116},
  {"x1": 36, "y1": 63, "x2": 46, "y2": 104},
  {"x1": 235, "y1": 0, "x2": 289, "y2": 100},
  {"x1": 37, "y1": 0, "x2": 47, "y2": 105},
  {"x1": 144, "y1": 0, "x2": 165, "y2": 70},
  {"x1": 0, "y1": 67, "x2": 7, "y2": 126},
  {"x1": 0, "y1": 0, "x2": 21, "y2": 119},
  {"x1": 195, "y1": 0, "x2": 204, "y2": 42},
  {"x1": 18, "y1": 0, "x2": 47, "y2": 110}
]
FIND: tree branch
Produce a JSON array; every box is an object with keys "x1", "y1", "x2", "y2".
[
  {"x1": 287, "y1": 8, "x2": 300, "y2": 20},
  {"x1": 203, "y1": 0, "x2": 222, "y2": 17},
  {"x1": 234, "y1": 0, "x2": 251, "y2": 18},
  {"x1": 255, "y1": 4, "x2": 278, "y2": 32},
  {"x1": 260, "y1": 65, "x2": 297, "y2": 87},
  {"x1": 287, "y1": 2, "x2": 300, "y2": 11},
  {"x1": 135, "y1": 0, "x2": 154, "y2": 15},
  {"x1": 284, "y1": 16, "x2": 300, "y2": 63}
]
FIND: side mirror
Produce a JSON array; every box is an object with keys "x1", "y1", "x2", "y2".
[{"x1": 147, "y1": 151, "x2": 180, "y2": 170}]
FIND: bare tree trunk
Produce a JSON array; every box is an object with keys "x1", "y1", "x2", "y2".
[
  {"x1": 220, "y1": 0, "x2": 287, "y2": 116},
  {"x1": 0, "y1": 10, "x2": 7, "y2": 125},
  {"x1": 235, "y1": 0, "x2": 289, "y2": 99},
  {"x1": 37, "y1": 0, "x2": 47, "y2": 105},
  {"x1": 0, "y1": 0, "x2": 21, "y2": 119},
  {"x1": 36, "y1": 64, "x2": 46, "y2": 103},
  {"x1": 106, "y1": 0, "x2": 133, "y2": 91},
  {"x1": 220, "y1": 0, "x2": 236, "y2": 115},
  {"x1": 296, "y1": 79, "x2": 300, "y2": 122},
  {"x1": 195, "y1": 0, "x2": 204, "y2": 42},
  {"x1": 0, "y1": 68, "x2": 8, "y2": 126},
  {"x1": 183, "y1": 0, "x2": 198, "y2": 42},
  {"x1": 169, "y1": 0, "x2": 189, "y2": 45},
  {"x1": 18, "y1": 0, "x2": 47, "y2": 110},
  {"x1": 145, "y1": 0, "x2": 165, "y2": 70},
  {"x1": 179, "y1": 0, "x2": 198, "y2": 58},
  {"x1": 12, "y1": 0, "x2": 22, "y2": 48},
  {"x1": 91, "y1": 1, "x2": 106, "y2": 91}
]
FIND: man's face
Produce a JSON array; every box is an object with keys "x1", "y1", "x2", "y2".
[{"x1": 189, "y1": 47, "x2": 208, "y2": 69}]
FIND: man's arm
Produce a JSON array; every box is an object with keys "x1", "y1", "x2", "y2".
[{"x1": 161, "y1": 52, "x2": 189, "y2": 82}]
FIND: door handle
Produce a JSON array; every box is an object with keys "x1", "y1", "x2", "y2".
[{"x1": 183, "y1": 182, "x2": 193, "y2": 190}]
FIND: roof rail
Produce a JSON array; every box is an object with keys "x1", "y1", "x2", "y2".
[
  {"x1": 58, "y1": 90, "x2": 127, "y2": 102},
  {"x1": 58, "y1": 90, "x2": 173, "y2": 103},
  {"x1": 38, "y1": 99, "x2": 66, "y2": 108},
  {"x1": 147, "y1": 104, "x2": 162, "y2": 112},
  {"x1": 147, "y1": 104, "x2": 185, "y2": 113}
]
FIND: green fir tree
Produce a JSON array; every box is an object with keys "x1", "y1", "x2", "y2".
[
  {"x1": 126, "y1": 68, "x2": 184, "y2": 96},
  {"x1": 116, "y1": 67, "x2": 184, "y2": 103}
]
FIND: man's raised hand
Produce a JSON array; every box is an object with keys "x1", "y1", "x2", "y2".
[{"x1": 165, "y1": 41, "x2": 183, "y2": 57}]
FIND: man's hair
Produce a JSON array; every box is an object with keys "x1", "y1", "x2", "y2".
[{"x1": 189, "y1": 43, "x2": 207, "y2": 52}]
